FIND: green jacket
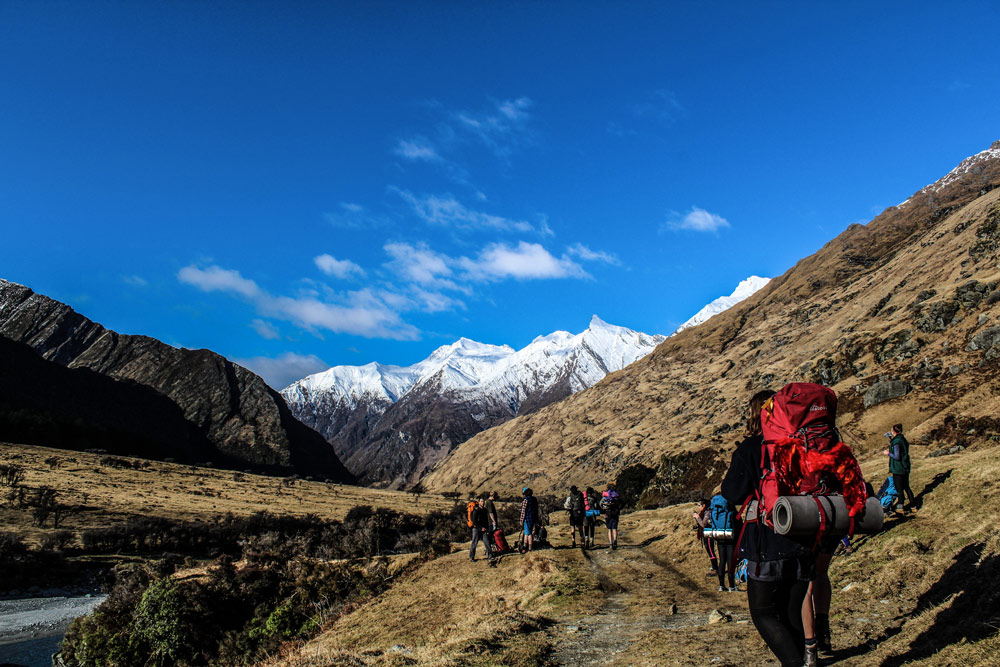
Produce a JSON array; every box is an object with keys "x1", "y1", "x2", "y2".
[{"x1": 889, "y1": 434, "x2": 911, "y2": 475}]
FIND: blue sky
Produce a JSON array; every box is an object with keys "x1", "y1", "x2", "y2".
[{"x1": 2, "y1": 2, "x2": 999, "y2": 388}]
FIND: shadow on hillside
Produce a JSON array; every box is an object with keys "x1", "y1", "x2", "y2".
[
  {"x1": 878, "y1": 541, "x2": 1000, "y2": 667},
  {"x1": 912, "y1": 469, "x2": 952, "y2": 509}
]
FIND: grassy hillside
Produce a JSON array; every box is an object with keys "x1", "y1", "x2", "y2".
[
  {"x1": 0, "y1": 442, "x2": 453, "y2": 548},
  {"x1": 423, "y1": 145, "x2": 1000, "y2": 497},
  {"x1": 271, "y1": 441, "x2": 1000, "y2": 666}
]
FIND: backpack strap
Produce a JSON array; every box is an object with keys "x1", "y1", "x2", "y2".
[
  {"x1": 812, "y1": 496, "x2": 828, "y2": 552},
  {"x1": 730, "y1": 495, "x2": 753, "y2": 575}
]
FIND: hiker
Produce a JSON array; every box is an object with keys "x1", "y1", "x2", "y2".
[
  {"x1": 709, "y1": 493, "x2": 738, "y2": 592},
  {"x1": 582, "y1": 486, "x2": 600, "y2": 548},
  {"x1": 485, "y1": 490, "x2": 500, "y2": 530},
  {"x1": 469, "y1": 497, "x2": 495, "y2": 563},
  {"x1": 693, "y1": 498, "x2": 719, "y2": 577},
  {"x1": 519, "y1": 487, "x2": 539, "y2": 552},
  {"x1": 722, "y1": 389, "x2": 816, "y2": 667},
  {"x1": 883, "y1": 423, "x2": 916, "y2": 511},
  {"x1": 600, "y1": 483, "x2": 621, "y2": 550},
  {"x1": 564, "y1": 485, "x2": 586, "y2": 547}
]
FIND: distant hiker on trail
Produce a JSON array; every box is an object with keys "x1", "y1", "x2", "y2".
[
  {"x1": 582, "y1": 486, "x2": 600, "y2": 548},
  {"x1": 693, "y1": 498, "x2": 719, "y2": 577},
  {"x1": 485, "y1": 491, "x2": 500, "y2": 530},
  {"x1": 519, "y1": 487, "x2": 539, "y2": 553},
  {"x1": 722, "y1": 389, "x2": 816, "y2": 667},
  {"x1": 600, "y1": 483, "x2": 621, "y2": 550},
  {"x1": 469, "y1": 497, "x2": 495, "y2": 563},
  {"x1": 709, "y1": 493, "x2": 738, "y2": 592},
  {"x1": 883, "y1": 423, "x2": 916, "y2": 512},
  {"x1": 564, "y1": 485, "x2": 586, "y2": 548}
]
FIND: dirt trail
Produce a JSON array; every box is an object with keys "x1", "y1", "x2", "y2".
[{"x1": 548, "y1": 543, "x2": 746, "y2": 665}]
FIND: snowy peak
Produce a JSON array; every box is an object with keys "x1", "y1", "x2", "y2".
[
  {"x1": 898, "y1": 140, "x2": 1000, "y2": 208},
  {"x1": 673, "y1": 275, "x2": 771, "y2": 334},
  {"x1": 282, "y1": 317, "x2": 665, "y2": 410}
]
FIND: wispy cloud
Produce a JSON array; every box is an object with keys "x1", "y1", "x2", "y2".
[
  {"x1": 454, "y1": 97, "x2": 535, "y2": 158},
  {"x1": 383, "y1": 241, "x2": 461, "y2": 291},
  {"x1": 323, "y1": 202, "x2": 392, "y2": 230},
  {"x1": 394, "y1": 136, "x2": 441, "y2": 162},
  {"x1": 631, "y1": 89, "x2": 685, "y2": 124},
  {"x1": 178, "y1": 265, "x2": 262, "y2": 299},
  {"x1": 232, "y1": 352, "x2": 330, "y2": 390},
  {"x1": 314, "y1": 254, "x2": 366, "y2": 280},
  {"x1": 123, "y1": 274, "x2": 148, "y2": 287},
  {"x1": 663, "y1": 206, "x2": 730, "y2": 233},
  {"x1": 393, "y1": 188, "x2": 548, "y2": 235},
  {"x1": 566, "y1": 243, "x2": 621, "y2": 265},
  {"x1": 178, "y1": 265, "x2": 419, "y2": 340},
  {"x1": 251, "y1": 319, "x2": 281, "y2": 340}
]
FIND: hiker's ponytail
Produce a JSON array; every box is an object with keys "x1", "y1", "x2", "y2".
[{"x1": 745, "y1": 389, "x2": 776, "y2": 437}]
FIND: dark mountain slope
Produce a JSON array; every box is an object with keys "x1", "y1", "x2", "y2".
[{"x1": 0, "y1": 280, "x2": 353, "y2": 481}]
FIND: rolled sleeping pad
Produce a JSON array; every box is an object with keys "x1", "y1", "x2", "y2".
[
  {"x1": 703, "y1": 528, "x2": 734, "y2": 540},
  {"x1": 772, "y1": 495, "x2": 884, "y2": 537}
]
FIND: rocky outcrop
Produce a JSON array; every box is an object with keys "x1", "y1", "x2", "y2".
[
  {"x1": 0, "y1": 280, "x2": 353, "y2": 481},
  {"x1": 863, "y1": 380, "x2": 912, "y2": 408}
]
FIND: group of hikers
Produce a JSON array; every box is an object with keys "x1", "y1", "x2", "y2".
[
  {"x1": 696, "y1": 385, "x2": 916, "y2": 667},
  {"x1": 562, "y1": 483, "x2": 621, "y2": 549},
  {"x1": 467, "y1": 483, "x2": 623, "y2": 564}
]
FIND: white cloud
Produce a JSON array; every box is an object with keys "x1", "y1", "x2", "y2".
[
  {"x1": 383, "y1": 242, "x2": 459, "y2": 289},
  {"x1": 631, "y1": 89, "x2": 685, "y2": 123},
  {"x1": 566, "y1": 243, "x2": 621, "y2": 265},
  {"x1": 232, "y1": 352, "x2": 330, "y2": 390},
  {"x1": 178, "y1": 265, "x2": 262, "y2": 299},
  {"x1": 251, "y1": 319, "x2": 281, "y2": 340},
  {"x1": 461, "y1": 242, "x2": 588, "y2": 281},
  {"x1": 123, "y1": 274, "x2": 148, "y2": 287},
  {"x1": 664, "y1": 207, "x2": 730, "y2": 233},
  {"x1": 178, "y1": 264, "x2": 419, "y2": 340},
  {"x1": 314, "y1": 254, "x2": 366, "y2": 280},
  {"x1": 394, "y1": 137, "x2": 440, "y2": 162},
  {"x1": 393, "y1": 188, "x2": 541, "y2": 234}
]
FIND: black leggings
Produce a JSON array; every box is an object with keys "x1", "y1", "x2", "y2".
[
  {"x1": 747, "y1": 577, "x2": 808, "y2": 667},
  {"x1": 716, "y1": 542, "x2": 735, "y2": 588}
]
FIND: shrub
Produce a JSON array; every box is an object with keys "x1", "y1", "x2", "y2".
[
  {"x1": 0, "y1": 464, "x2": 25, "y2": 487},
  {"x1": 40, "y1": 530, "x2": 75, "y2": 552}
]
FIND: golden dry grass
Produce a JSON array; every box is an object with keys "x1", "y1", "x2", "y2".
[{"x1": 0, "y1": 441, "x2": 455, "y2": 545}]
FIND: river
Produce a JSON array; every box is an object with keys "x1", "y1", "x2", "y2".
[{"x1": 0, "y1": 595, "x2": 106, "y2": 667}]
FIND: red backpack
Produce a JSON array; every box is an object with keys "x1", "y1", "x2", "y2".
[{"x1": 757, "y1": 383, "x2": 868, "y2": 540}]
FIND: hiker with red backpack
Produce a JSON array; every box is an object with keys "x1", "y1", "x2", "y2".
[
  {"x1": 469, "y1": 496, "x2": 496, "y2": 564},
  {"x1": 722, "y1": 389, "x2": 812, "y2": 667}
]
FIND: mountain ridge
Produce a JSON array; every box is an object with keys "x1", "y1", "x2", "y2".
[
  {"x1": 0, "y1": 279, "x2": 353, "y2": 481},
  {"x1": 282, "y1": 315, "x2": 666, "y2": 487}
]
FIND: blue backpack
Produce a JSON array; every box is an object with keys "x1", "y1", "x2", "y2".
[
  {"x1": 878, "y1": 476, "x2": 899, "y2": 512},
  {"x1": 709, "y1": 494, "x2": 734, "y2": 531}
]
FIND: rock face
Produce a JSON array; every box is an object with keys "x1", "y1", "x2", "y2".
[
  {"x1": 421, "y1": 140, "x2": 1000, "y2": 496},
  {"x1": 283, "y1": 317, "x2": 665, "y2": 487},
  {"x1": 0, "y1": 280, "x2": 353, "y2": 481}
]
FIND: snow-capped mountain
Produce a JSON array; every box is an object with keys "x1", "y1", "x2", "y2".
[
  {"x1": 282, "y1": 316, "x2": 665, "y2": 487},
  {"x1": 673, "y1": 276, "x2": 771, "y2": 334}
]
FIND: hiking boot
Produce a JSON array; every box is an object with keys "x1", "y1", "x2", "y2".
[
  {"x1": 718, "y1": 585, "x2": 725, "y2": 592},
  {"x1": 728, "y1": 586, "x2": 739, "y2": 593},
  {"x1": 803, "y1": 644, "x2": 819, "y2": 667},
  {"x1": 818, "y1": 629, "x2": 832, "y2": 653}
]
